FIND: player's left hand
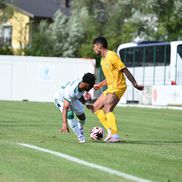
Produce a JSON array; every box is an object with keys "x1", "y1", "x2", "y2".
[
  {"x1": 83, "y1": 92, "x2": 91, "y2": 100},
  {"x1": 134, "y1": 84, "x2": 144, "y2": 91}
]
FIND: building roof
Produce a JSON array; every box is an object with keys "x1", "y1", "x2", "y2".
[{"x1": 5, "y1": 0, "x2": 70, "y2": 18}]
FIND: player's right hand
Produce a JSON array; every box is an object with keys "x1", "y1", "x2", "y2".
[
  {"x1": 85, "y1": 103, "x2": 94, "y2": 112},
  {"x1": 60, "y1": 124, "x2": 70, "y2": 133},
  {"x1": 94, "y1": 83, "x2": 100, "y2": 90}
]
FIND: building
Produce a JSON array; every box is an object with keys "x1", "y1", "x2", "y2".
[{"x1": 0, "y1": 0, "x2": 70, "y2": 53}]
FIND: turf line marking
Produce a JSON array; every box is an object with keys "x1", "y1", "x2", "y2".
[{"x1": 17, "y1": 143, "x2": 152, "y2": 182}]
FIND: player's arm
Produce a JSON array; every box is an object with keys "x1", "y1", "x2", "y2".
[
  {"x1": 121, "y1": 67, "x2": 144, "y2": 91},
  {"x1": 60, "y1": 99, "x2": 70, "y2": 133},
  {"x1": 111, "y1": 53, "x2": 144, "y2": 90},
  {"x1": 94, "y1": 79, "x2": 107, "y2": 90},
  {"x1": 79, "y1": 92, "x2": 91, "y2": 104},
  {"x1": 79, "y1": 96, "x2": 87, "y2": 104}
]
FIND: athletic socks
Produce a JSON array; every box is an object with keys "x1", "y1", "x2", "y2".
[
  {"x1": 106, "y1": 112, "x2": 118, "y2": 135},
  {"x1": 67, "y1": 118, "x2": 85, "y2": 142},
  {"x1": 95, "y1": 109, "x2": 110, "y2": 130}
]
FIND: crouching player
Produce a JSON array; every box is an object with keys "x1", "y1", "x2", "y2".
[{"x1": 54, "y1": 73, "x2": 96, "y2": 143}]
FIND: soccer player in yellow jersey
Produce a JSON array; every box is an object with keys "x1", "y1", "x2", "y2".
[{"x1": 87, "y1": 36, "x2": 144, "y2": 143}]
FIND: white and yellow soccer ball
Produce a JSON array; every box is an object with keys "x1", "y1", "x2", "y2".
[{"x1": 90, "y1": 126, "x2": 104, "y2": 140}]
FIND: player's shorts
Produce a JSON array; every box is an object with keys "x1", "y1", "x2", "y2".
[
  {"x1": 54, "y1": 98, "x2": 84, "y2": 116},
  {"x1": 103, "y1": 86, "x2": 127, "y2": 99}
]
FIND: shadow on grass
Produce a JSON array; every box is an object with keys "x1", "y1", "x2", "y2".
[
  {"x1": 121, "y1": 140, "x2": 182, "y2": 145},
  {"x1": 95, "y1": 140, "x2": 182, "y2": 145},
  {"x1": 0, "y1": 124, "x2": 56, "y2": 126}
]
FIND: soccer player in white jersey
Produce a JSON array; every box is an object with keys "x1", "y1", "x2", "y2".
[{"x1": 54, "y1": 73, "x2": 96, "y2": 143}]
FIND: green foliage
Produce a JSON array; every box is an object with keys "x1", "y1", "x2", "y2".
[
  {"x1": 24, "y1": 21, "x2": 53, "y2": 56},
  {"x1": 50, "y1": 10, "x2": 69, "y2": 56},
  {"x1": 0, "y1": 0, "x2": 14, "y2": 24},
  {"x1": 51, "y1": 10, "x2": 85, "y2": 57},
  {"x1": 71, "y1": 0, "x2": 103, "y2": 58},
  {"x1": 0, "y1": 44, "x2": 13, "y2": 55},
  {"x1": 101, "y1": 0, "x2": 132, "y2": 49},
  {"x1": 130, "y1": 0, "x2": 182, "y2": 41}
]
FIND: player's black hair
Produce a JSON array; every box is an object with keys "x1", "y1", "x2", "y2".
[
  {"x1": 93, "y1": 36, "x2": 108, "y2": 48},
  {"x1": 82, "y1": 73, "x2": 96, "y2": 85}
]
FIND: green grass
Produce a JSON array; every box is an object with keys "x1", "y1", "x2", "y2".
[{"x1": 0, "y1": 101, "x2": 182, "y2": 182}]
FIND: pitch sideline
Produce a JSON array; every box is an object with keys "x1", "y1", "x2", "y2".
[{"x1": 17, "y1": 143, "x2": 152, "y2": 182}]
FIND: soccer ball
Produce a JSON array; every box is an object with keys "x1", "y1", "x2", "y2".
[{"x1": 90, "y1": 126, "x2": 104, "y2": 140}]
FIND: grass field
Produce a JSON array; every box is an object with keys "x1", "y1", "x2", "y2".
[{"x1": 0, "y1": 101, "x2": 182, "y2": 182}]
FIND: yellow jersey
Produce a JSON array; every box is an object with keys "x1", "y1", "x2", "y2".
[{"x1": 101, "y1": 50, "x2": 126, "y2": 90}]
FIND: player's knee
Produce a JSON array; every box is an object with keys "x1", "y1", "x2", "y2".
[
  {"x1": 77, "y1": 113, "x2": 86, "y2": 121},
  {"x1": 92, "y1": 103, "x2": 102, "y2": 113},
  {"x1": 79, "y1": 120, "x2": 85, "y2": 126},
  {"x1": 67, "y1": 110, "x2": 74, "y2": 119},
  {"x1": 105, "y1": 99, "x2": 112, "y2": 105},
  {"x1": 103, "y1": 104, "x2": 113, "y2": 113}
]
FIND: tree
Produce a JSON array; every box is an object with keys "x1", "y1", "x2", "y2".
[
  {"x1": 50, "y1": 10, "x2": 69, "y2": 56},
  {"x1": 71, "y1": 0, "x2": 103, "y2": 59},
  {"x1": 51, "y1": 10, "x2": 85, "y2": 57},
  {"x1": 25, "y1": 21, "x2": 53, "y2": 56},
  {"x1": 119, "y1": 0, "x2": 182, "y2": 42},
  {"x1": 146, "y1": 0, "x2": 182, "y2": 40},
  {"x1": 0, "y1": 0, "x2": 13, "y2": 24},
  {"x1": 101, "y1": 0, "x2": 134, "y2": 49}
]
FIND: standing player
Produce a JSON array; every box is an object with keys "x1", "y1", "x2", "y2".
[
  {"x1": 87, "y1": 36, "x2": 144, "y2": 143},
  {"x1": 54, "y1": 73, "x2": 96, "y2": 143}
]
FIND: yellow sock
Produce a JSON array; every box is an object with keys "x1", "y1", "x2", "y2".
[
  {"x1": 106, "y1": 112, "x2": 118, "y2": 134},
  {"x1": 95, "y1": 110, "x2": 110, "y2": 130}
]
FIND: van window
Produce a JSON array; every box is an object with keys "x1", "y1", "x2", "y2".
[{"x1": 119, "y1": 45, "x2": 170, "y2": 67}]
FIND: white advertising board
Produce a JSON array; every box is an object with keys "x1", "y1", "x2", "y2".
[{"x1": 152, "y1": 85, "x2": 182, "y2": 106}]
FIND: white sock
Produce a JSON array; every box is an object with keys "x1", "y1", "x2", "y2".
[
  {"x1": 78, "y1": 120, "x2": 85, "y2": 129},
  {"x1": 78, "y1": 120, "x2": 85, "y2": 135},
  {"x1": 67, "y1": 118, "x2": 83, "y2": 138},
  {"x1": 112, "y1": 134, "x2": 120, "y2": 139}
]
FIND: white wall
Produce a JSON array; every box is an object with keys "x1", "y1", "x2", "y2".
[{"x1": 0, "y1": 56, "x2": 95, "y2": 102}]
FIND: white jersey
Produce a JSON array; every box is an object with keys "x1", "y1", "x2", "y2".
[
  {"x1": 55, "y1": 79, "x2": 85, "y2": 103},
  {"x1": 54, "y1": 79, "x2": 85, "y2": 115}
]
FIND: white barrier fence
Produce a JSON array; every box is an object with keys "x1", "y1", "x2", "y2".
[
  {"x1": 141, "y1": 85, "x2": 182, "y2": 106},
  {"x1": 0, "y1": 56, "x2": 95, "y2": 102}
]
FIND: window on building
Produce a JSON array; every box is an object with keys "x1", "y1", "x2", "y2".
[{"x1": 0, "y1": 25, "x2": 12, "y2": 46}]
